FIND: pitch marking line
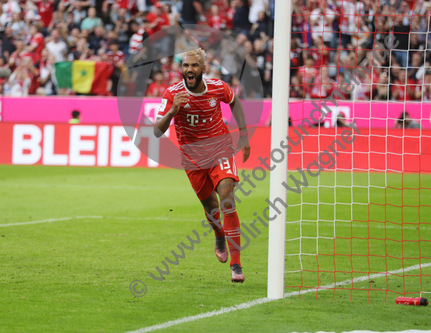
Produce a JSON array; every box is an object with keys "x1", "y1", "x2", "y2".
[
  {"x1": 0, "y1": 216, "x2": 104, "y2": 227},
  {"x1": 125, "y1": 262, "x2": 431, "y2": 333},
  {"x1": 0, "y1": 216, "x2": 194, "y2": 228},
  {"x1": 1, "y1": 216, "x2": 431, "y2": 231}
]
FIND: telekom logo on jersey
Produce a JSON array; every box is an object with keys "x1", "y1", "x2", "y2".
[
  {"x1": 187, "y1": 114, "x2": 199, "y2": 127},
  {"x1": 186, "y1": 114, "x2": 214, "y2": 127}
]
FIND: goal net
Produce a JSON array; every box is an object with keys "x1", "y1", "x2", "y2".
[{"x1": 281, "y1": 0, "x2": 431, "y2": 302}]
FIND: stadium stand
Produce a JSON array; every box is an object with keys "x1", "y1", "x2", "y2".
[{"x1": 0, "y1": 0, "x2": 429, "y2": 101}]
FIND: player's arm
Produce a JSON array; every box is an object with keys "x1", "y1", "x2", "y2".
[
  {"x1": 229, "y1": 94, "x2": 250, "y2": 163},
  {"x1": 153, "y1": 91, "x2": 189, "y2": 138}
]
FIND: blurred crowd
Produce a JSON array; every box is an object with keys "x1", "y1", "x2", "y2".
[{"x1": 1, "y1": 0, "x2": 431, "y2": 101}]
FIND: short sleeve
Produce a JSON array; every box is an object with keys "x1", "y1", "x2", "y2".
[
  {"x1": 222, "y1": 81, "x2": 235, "y2": 104},
  {"x1": 156, "y1": 89, "x2": 173, "y2": 119}
]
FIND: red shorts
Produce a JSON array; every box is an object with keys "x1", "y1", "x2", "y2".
[{"x1": 185, "y1": 156, "x2": 240, "y2": 201}]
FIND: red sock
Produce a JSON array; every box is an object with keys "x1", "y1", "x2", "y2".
[
  {"x1": 205, "y1": 210, "x2": 224, "y2": 238},
  {"x1": 223, "y1": 207, "x2": 241, "y2": 266}
]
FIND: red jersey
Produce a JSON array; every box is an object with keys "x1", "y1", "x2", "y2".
[
  {"x1": 226, "y1": 8, "x2": 234, "y2": 29},
  {"x1": 36, "y1": 0, "x2": 54, "y2": 27},
  {"x1": 167, "y1": 69, "x2": 182, "y2": 83},
  {"x1": 308, "y1": 45, "x2": 330, "y2": 67},
  {"x1": 415, "y1": 79, "x2": 431, "y2": 101},
  {"x1": 292, "y1": 5, "x2": 307, "y2": 34},
  {"x1": 157, "y1": 78, "x2": 236, "y2": 170},
  {"x1": 9, "y1": 50, "x2": 32, "y2": 70},
  {"x1": 30, "y1": 32, "x2": 44, "y2": 63},
  {"x1": 115, "y1": 0, "x2": 128, "y2": 9},
  {"x1": 298, "y1": 66, "x2": 318, "y2": 93},
  {"x1": 310, "y1": 76, "x2": 335, "y2": 99},
  {"x1": 147, "y1": 82, "x2": 168, "y2": 97},
  {"x1": 106, "y1": 50, "x2": 125, "y2": 65},
  {"x1": 147, "y1": 12, "x2": 170, "y2": 34},
  {"x1": 208, "y1": 15, "x2": 225, "y2": 30},
  {"x1": 392, "y1": 78, "x2": 415, "y2": 101}
]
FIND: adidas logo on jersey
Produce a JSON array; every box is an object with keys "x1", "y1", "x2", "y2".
[{"x1": 184, "y1": 103, "x2": 191, "y2": 108}]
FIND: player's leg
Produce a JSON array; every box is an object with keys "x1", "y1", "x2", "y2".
[
  {"x1": 216, "y1": 177, "x2": 245, "y2": 283},
  {"x1": 200, "y1": 191, "x2": 228, "y2": 263},
  {"x1": 200, "y1": 191, "x2": 224, "y2": 237},
  {"x1": 185, "y1": 169, "x2": 228, "y2": 263}
]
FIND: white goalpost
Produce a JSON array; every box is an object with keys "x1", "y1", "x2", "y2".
[{"x1": 267, "y1": 0, "x2": 292, "y2": 299}]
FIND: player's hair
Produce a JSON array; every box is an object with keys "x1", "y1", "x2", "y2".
[
  {"x1": 183, "y1": 48, "x2": 206, "y2": 67},
  {"x1": 72, "y1": 110, "x2": 80, "y2": 118}
]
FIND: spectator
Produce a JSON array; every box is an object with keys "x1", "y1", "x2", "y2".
[
  {"x1": 27, "y1": 23, "x2": 44, "y2": 63},
  {"x1": 9, "y1": 39, "x2": 31, "y2": 70},
  {"x1": 310, "y1": 66, "x2": 334, "y2": 99},
  {"x1": 373, "y1": 71, "x2": 390, "y2": 100},
  {"x1": 69, "y1": 37, "x2": 91, "y2": 60},
  {"x1": 69, "y1": 110, "x2": 81, "y2": 124},
  {"x1": 48, "y1": 1, "x2": 67, "y2": 32},
  {"x1": 310, "y1": 0, "x2": 335, "y2": 47},
  {"x1": 411, "y1": 15, "x2": 427, "y2": 45},
  {"x1": 308, "y1": 36, "x2": 330, "y2": 67},
  {"x1": 68, "y1": 0, "x2": 86, "y2": 26},
  {"x1": 393, "y1": 15, "x2": 411, "y2": 67},
  {"x1": 66, "y1": 11, "x2": 80, "y2": 32},
  {"x1": 208, "y1": 4, "x2": 226, "y2": 30},
  {"x1": 180, "y1": 0, "x2": 206, "y2": 25},
  {"x1": 37, "y1": 50, "x2": 55, "y2": 95},
  {"x1": 233, "y1": 0, "x2": 251, "y2": 34},
  {"x1": 89, "y1": 26, "x2": 106, "y2": 53},
  {"x1": 164, "y1": 3, "x2": 179, "y2": 26},
  {"x1": 6, "y1": 12, "x2": 25, "y2": 38},
  {"x1": 336, "y1": 112, "x2": 348, "y2": 127},
  {"x1": 168, "y1": 61, "x2": 182, "y2": 82},
  {"x1": 45, "y1": 29, "x2": 68, "y2": 62},
  {"x1": 2, "y1": 26, "x2": 16, "y2": 60},
  {"x1": 66, "y1": 27, "x2": 80, "y2": 49},
  {"x1": 147, "y1": 3, "x2": 170, "y2": 33},
  {"x1": 225, "y1": 0, "x2": 237, "y2": 29},
  {"x1": 408, "y1": 52, "x2": 422, "y2": 81},
  {"x1": 249, "y1": 10, "x2": 268, "y2": 41},
  {"x1": 297, "y1": 56, "x2": 318, "y2": 98},
  {"x1": 7, "y1": 64, "x2": 31, "y2": 96},
  {"x1": 395, "y1": 111, "x2": 420, "y2": 129},
  {"x1": 146, "y1": 71, "x2": 168, "y2": 97},
  {"x1": 35, "y1": 0, "x2": 54, "y2": 30},
  {"x1": 2, "y1": 0, "x2": 21, "y2": 26},
  {"x1": 415, "y1": 70, "x2": 431, "y2": 101},
  {"x1": 290, "y1": 75, "x2": 304, "y2": 98},
  {"x1": 392, "y1": 68, "x2": 415, "y2": 101},
  {"x1": 129, "y1": 19, "x2": 148, "y2": 54},
  {"x1": 397, "y1": 0, "x2": 412, "y2": 26},
  {"x1": 249, "y1": 0, "x2": 267, "y2": 25},
  {"x1": 106, "y1": 39, "x2": 125, "y2": 96},
  {"x1": 81, "y1": 7, "x2": 103, "y2": 31},
  {"x1": 337, "y1": 0, "x2": 356, "y2": 48}
]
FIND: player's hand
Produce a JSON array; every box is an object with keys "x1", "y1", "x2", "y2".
[
  {"x1": 171, "y1": 91, "x2": 190, "y2": 115},
  {"x1": 237, "y1": 136, "x2": 250, "y2": 163}
]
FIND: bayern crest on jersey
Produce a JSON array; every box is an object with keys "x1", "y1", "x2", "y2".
[{"x1": 208, "y1": 97, "x2": 217, "y2": 107}]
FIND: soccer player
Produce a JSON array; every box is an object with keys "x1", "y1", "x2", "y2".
[{"x1": 154, "y1": 49, "x2": 250, "y2": 283}]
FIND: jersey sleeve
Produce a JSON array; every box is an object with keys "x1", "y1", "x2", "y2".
[
  {"x1": 222, "y1": 81, "x2": 235, "y2": 104},
  {"x1": 156, "y1": 89, "x2": 173, "y2": 119}
]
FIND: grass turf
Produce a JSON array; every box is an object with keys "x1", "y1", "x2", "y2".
[{"x1": 0, "y1": 165, "x2": 430, "y2": 333}]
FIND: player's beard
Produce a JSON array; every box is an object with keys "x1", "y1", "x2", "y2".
[{"x1": 183, "y1": 71, "x2": 203, "y2": 91}]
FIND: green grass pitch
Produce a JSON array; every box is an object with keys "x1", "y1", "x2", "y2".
[{"x1": 1, "y1": 165, "x2": 431, "y2": 333}]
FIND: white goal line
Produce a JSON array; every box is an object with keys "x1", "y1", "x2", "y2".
[{"x1": 125, "y1": 262, "x2": 431, "y2": 333}]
